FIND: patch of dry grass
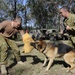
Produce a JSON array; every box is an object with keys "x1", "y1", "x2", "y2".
[{"x1": 0, "y1": 41, "x2": 75, "y2": 75}]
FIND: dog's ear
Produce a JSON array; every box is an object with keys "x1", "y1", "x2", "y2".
[{"x1": 39, "y1": 37, "x2": 44, "y2": 41}]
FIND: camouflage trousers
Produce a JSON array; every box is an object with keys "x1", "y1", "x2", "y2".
[
  {"x1": 63, "y1": 36, "x2": 75, "y2": 48},
  {"x1": 0, "y1": 35, "x2": 20, "y2": 65},
  {"x1": 69, "y1": 36, "x2": 75, "y2": 48}
]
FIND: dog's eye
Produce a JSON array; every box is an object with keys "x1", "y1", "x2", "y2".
[{"x1": 38, "y1": 45, "x2": 42, "y2": 49}]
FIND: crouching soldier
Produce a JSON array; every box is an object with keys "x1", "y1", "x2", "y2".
[{"x1": 0, "y1": 15, "x2": 25, "y2": 74}]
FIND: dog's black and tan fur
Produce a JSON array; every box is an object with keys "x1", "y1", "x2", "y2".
[{"x1": 30, "y1": 40, "x2": 75, "y2": 71}]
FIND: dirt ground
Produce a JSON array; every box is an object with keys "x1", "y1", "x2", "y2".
[{"x1": 0, "y1": 41, "x2": 75, "y2": 75}]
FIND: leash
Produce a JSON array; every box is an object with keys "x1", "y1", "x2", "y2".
[
  {"x1": 65, "y1": 29, "x2": 75, "y2": 49},
  {"x1": 69, "y1": 36, "x2": 75, "y2": 49}
]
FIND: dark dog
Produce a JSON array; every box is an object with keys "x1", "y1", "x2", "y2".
[{"x1": 30, "y1": 40, "x2": 75, "y2": 71}]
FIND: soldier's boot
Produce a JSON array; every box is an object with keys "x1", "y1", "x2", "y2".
[{"x1": 1, "y1": 65, "x2": 7, "y2": 75}]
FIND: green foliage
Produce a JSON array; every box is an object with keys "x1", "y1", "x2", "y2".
[
  {"x1": 26, "y1": 0, "x2": 75, "y2": 30},
  {"x1": 27, "y1": 0, "x2": 50, "y2": 28},
  {"x1": 0, "y1": 0, "x2": 75, "y2": 30},
  {"x1": 0, "y1": 0, "x2": 25, "y2": 21}
]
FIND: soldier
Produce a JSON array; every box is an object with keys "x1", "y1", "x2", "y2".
[
  {"x1": 59, "y1": 6, "x2": 75, "y2": 47},
  {"x1": 0, "y1": 15, "x2": 25, "y2": 74},
  {"x1": 59, "y1": 6, "x2": 75, "y2": 32}
]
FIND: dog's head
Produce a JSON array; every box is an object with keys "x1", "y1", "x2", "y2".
[{"x1": 30, "y1": 40, "x2": 46, "y2": 52}]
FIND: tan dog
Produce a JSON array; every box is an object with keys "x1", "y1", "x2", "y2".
[
  {"x1": 30, "y1": 40, "x2": 75, "y2": 72},
  {"x1": 23, "y1": 32, "x2": 34, "y2": 53}
]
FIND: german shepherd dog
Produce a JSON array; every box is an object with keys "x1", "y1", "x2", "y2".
[{"x1": 30, "y1": 40, "x2": 75, "y2": 72}]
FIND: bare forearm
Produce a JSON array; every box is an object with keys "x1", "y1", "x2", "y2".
[{"x1": 20, "y1": 30, "x2": 25, "y2": 37}]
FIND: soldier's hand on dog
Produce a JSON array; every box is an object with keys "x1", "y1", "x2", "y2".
[{"x1": 66, "y1": 25, "x2": 71, "y2": 30}]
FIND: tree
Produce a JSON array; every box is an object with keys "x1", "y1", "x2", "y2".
[{"x1": 26, "y1": 0, "x2": 75, "y2": 30}]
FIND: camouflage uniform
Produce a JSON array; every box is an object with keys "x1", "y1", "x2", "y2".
[
  {"x1": 0, "y1": 20, "x2": 24, "y2": 65},
  {"x1": 64, "y1": 13, "x2": 75, "y2": 29},
  {"x1": 0, "y1": 35, "x2": 20, "y2": 65},
  {"x1": 64, "y1": 13, "x2": 75, "y2": 47},
  {"x1": 0, "y1": 16, "x2": 25, "y2": 75}
]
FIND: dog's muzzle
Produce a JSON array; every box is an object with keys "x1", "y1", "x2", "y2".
[{"x1": 30, "y1": 42, "x2": 35, "y2": 46}]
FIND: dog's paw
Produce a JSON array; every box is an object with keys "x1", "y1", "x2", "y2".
[
  {"x1": 42, "y1": 64, "x2": 46, "y2": 67},
  {"x1": 62, "y1": 67, "x2": 70, "y2": 72},
  {"x1": 45, "y1": 68, "x2": 49, "y2": 71},
  {"x1": 66, "y1": 69, "x2": 70, "y2": 73}
]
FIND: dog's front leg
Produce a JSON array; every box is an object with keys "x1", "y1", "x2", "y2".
[
  {"x1": 43, "y1": 57, "x2": 48, "y2": 67},
  {"x1": 46, "y1": 58, "x2": 54, "y2": 71}
]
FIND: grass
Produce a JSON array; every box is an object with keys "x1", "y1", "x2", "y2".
[{"x1": 0, "y1": 40, "x2": 75, "y2": 75}]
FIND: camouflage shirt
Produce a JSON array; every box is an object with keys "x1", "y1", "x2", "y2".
[{"x1": 64, "y1": 13, "x2": 75, "y2": 29}]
